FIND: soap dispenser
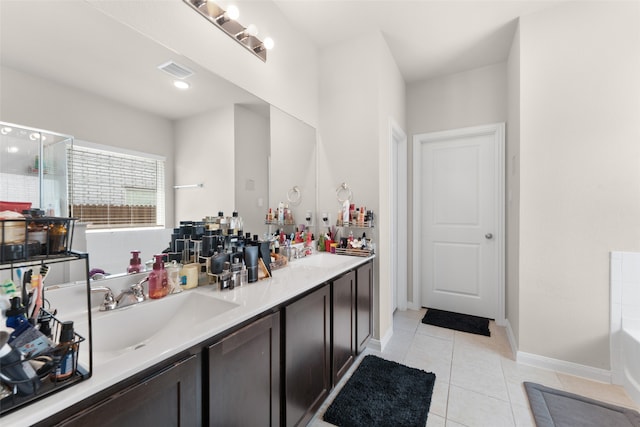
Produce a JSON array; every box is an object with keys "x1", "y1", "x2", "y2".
[
  {"x1": 148, "y1": 254, "x2": 168, "y2": 299},
  {"x1": 127, "y1": 250, "x2": 143, "y2": 274}
]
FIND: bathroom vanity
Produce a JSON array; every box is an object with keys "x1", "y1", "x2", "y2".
[{"x1": 1, "y1": 253, "x2": 373, "y2": 426}]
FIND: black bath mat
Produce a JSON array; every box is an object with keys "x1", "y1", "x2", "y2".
[
  {"x1": 323, "y1": 355, "x2": 435, "y2": 427},
  {"x1": 421, "y1": 308, "x2": 491, "y2": 336},
  {"x1": 524, "y1": 382, "x2": 640, "y2": 427}
]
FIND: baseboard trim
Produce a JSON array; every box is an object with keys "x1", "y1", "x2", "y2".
[
  {"x1": 369, "y1": 327, "x2": 393, "y2": 352},
  {"x1": 517, "y1": 350, "x2": 612, "y2": 384},
  {"x1": 504, "y1": 319, "x2": 518, "y2": 360}
]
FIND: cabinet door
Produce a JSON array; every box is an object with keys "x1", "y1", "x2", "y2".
[
  {"x1": 208, "y1": 312, "x2": 280, "y2": 427},
  {"x1": 284, "y1": 284, "x2": 330, "y2": 427},
  {"x1": 58, "y1": 354, "x2": 201, "y2": 427},
  {"x1": 356, "y1": 261, "x2": 373, "y2": 353},
  {"x1": 332, "y1": 270, "x2": 356, "y2": 384}
]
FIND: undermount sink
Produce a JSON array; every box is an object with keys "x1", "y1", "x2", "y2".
[{"x1": 75, "y1": 291, "x2": 239, "y2": 364}]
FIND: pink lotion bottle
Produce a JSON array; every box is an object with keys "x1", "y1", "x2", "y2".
[
  {"x1": 148, "y1": 254, "x2": 168, "y2": 299},
  {"x1": 127, "y1": 250, "x2": 143, "y2": 274}
]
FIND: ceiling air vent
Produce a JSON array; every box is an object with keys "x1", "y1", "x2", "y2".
[{"x1": 157, "y1": 61, "x2": 194, "y2": 79}]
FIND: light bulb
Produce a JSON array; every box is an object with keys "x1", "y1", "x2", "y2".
[
  {"x1": 226, "y1": 5, "x2": 239, "y2": 20},
  {"x1": 246, "y1": 24, "x2": 258, "y2": 37},
  {"x1": 263, "y1": 37, "x2": 274, "y2": 50},
  {"x1": 173, "y1": 80, "x2": 190, "y2": 90}
]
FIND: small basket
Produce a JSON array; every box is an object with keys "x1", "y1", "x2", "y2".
[
  {"x1": 269, "y1": 252, "x2": 288, "y2": 271},
  {"x1": 0, "y1": 309, "x2": 87, "y2": 415},
  {"x1": 0, "y1": 217, "x2": 76, "y2": 263},
  {"x1": 334, "y1": 247, "x2": 374, "y2": 257}
]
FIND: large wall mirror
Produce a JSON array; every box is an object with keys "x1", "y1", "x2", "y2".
[{"x1": 0, "y1": 1, "x2": 316, "y2": 249}]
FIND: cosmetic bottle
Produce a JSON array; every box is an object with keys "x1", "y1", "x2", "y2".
[
  {"x1": 6, "y1": 297, "x2": 30, "y2": 342},
  {"x1": 148, "y1": 254, "x2": 168, "y2": 299},
  {"x1": 50, "y1": 321, "x2": 77, "y2": 381},
  {"x1": 127, "y1": 250, "x2": 143, "y2": 274}
]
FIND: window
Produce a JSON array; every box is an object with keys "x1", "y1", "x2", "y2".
[{"x1": 68, "y1": 144, "x2": 165, "y2": 229}]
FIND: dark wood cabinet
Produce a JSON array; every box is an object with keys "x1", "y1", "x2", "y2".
[
  {"x1": 40, "y1": 259, "x2": 373, "y2": 427},
  {"x1": 207, "y1": 312, "x2": 280, "y2": 427},
  {"x1": 332, "y1": 270, "x2": 356, "y2": 384},
  {"x1": 356, "y1": 260, "x2": 373, "y2": 353},
  {"x1": 284, "y1": 284, "x2": 330, "y2": 427},
  {"x1": 55, "y1": 353, "x2": 201, "y2": 427}
]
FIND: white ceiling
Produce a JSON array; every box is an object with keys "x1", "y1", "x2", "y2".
[{"x1": 273, "y1": 0, "x2": 564, "y2": 82}]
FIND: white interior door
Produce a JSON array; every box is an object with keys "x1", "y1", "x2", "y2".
[{"x1": 413, "y1": 124, "x2": 504, "y2": 320}]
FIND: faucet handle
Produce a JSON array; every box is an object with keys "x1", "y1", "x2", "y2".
[
  {"x1": 130, "y1": 277, "x2": 148, "y2": 302},
  {"x1": 91, "y1": 286, "x2": 116, "y2": 311}
]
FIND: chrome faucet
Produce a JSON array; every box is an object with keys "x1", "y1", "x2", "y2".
[
  {"x1": 91, "y1": 277, "x2": 148, "y2": 311},
  {"x1": 115, "y1": 277, "x2": 148, "y2": 308},
  {"x1": 91, "y1": 286, "x2": 117, "y2": 311}
]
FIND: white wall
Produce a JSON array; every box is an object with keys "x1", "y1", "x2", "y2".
[
  {"x1": 270, "y1": 106, "x2": 317, "y2": 233},
  {"x1": 407, "y1": 62, "x2": 508, "y2": 136},
  {"x1": 506, "y1": 25, "x2": 521, "y2": 347},
  {"x1": 174, "y1": 106, "x2": 235, "y2": 224},
  {"x1": 406, "y1": 62, "x2": 508, "y2": 304},
  {"x1": 88, "y1": 0, "x2": 319, "y2": 128},
  {"x1": 518, "y1": 1, "x2": 640, "y2": 369},
  {"x1": 0, "y1": 66, "x2": 176, "y2": 226},
  {"x1": 84, "y1": 228, "x2": 172, "y2": 275},
  {"x1": 234, "y1": 105, "x2": 270, "y2": 235},
  {"x1": 318, "y1": 31, "x2": 405, "y2": 344}
]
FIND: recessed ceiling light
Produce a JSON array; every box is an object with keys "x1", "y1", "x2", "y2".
[
  {"x1": 173, "y1": 80, "x2": 190, "y2": 90},
  {"x1": 0, "y1": 127, "x2": 12, "y2": 135}
]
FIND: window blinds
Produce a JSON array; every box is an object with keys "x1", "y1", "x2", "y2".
[{"x1": 68, "y1": 145, "x2": 165, "y2": 228}]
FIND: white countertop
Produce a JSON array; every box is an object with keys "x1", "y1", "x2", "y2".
[{"x1": 2, "y1": 252, "x2": 374, "y2": 426}]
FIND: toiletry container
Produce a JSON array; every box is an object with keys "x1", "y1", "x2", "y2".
[
  {"x1": 148, "y1": 254, "x2": 169, "y2": 299},
  {"x1": 244, "y1": 245, "x2": 259, "y2": 283},
  {"x1": 51, "y1": 321, "x2": 77, "y2": 381},
  {"x1": 166, "y1": 260, "x2": 182, "y2": 293},
  {"x1": 179, "y1": 263, "x2": 198, "y2": 290},
  {"x1": 6, "y1": 297, "x2": 30, "y2": 342},
  {"x1": 127, "y1": 250, "x2": 143, "y2": 273}
]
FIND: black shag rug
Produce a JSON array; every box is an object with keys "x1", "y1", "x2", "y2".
[
  {"x1": 323, "y1": 355, "x2": 435, "y2": 427},
  {"x1": 421, "y1": 308, "x2": 491, "y2": 336},
  {"x1": 525, "y1": 382, "x2": 640, "y2": 427}
]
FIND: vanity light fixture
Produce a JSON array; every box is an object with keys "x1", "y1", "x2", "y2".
[{"x1": 184, "y1": 0, "x2": 274, "y2": 62}]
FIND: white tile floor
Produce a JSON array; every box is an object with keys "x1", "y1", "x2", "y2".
[{"x1": 311, "y1": 308, "x2": 640, "y2": 427}]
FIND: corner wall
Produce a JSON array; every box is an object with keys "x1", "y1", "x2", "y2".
[
  {"x1": 506, "y1": 25, "x2": 521, "y2": 347},
  {"x1": 318, "y1": 31, "x2": 405, "y2": 344},
  {"x1": 518, "y1": 1, "x2": 640, "y2": 369}
]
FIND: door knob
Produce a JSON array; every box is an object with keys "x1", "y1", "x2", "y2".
[{"x1": 485, "y1": 233, "x2": 493, "y2": 239}]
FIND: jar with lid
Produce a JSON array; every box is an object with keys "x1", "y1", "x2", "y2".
[{"x1": 48, "y1": 221, "x2": 67, "y2": 254}]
